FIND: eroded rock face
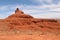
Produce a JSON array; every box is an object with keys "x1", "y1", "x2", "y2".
[{"x1": 0, "y1": 8, "x2": 60, "y2": 32}]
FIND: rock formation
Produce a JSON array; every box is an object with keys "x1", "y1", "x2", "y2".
[
  {"x1": 15, "y1": 8, "x2": 24, "y2": 14},
  {"x1": 0, "y1": 8, "x2": 60, "y2": 32},
  {"x1": 6, "y1": 8, "x2": 33, "y2": 19}
]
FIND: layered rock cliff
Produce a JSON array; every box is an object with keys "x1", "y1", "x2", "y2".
[{"x1": 0, "y1": 8, "x2": 60, "y2": 33}]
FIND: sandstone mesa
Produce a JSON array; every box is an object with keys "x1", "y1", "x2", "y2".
[{"x1": 0, "y1": 8, "x2": 60, "y2": 33}]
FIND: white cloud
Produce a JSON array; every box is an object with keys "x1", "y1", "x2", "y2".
[
  {"x1": 32, "y1": 12, "x2": 60, "y2": 19},
  {"x1": 44, "y1": 0, "x2": 53, "y2": 3},
  {"x1": 34, "y1": 0, "x2": 60, "y2": 4},
  {"x1": 34, "y1": 0, "x2": 53, "y2": 4},
  {"x1": 0, "y1": 2, "x2": 60, "y2": 19}
]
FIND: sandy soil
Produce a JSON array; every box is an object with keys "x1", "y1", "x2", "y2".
[
  {"x1": 0, "y1": 30, "x2": 60, "y2": 40},
  {"x1": 0, "y1": 34, "x2": 60, "y2": 40}
]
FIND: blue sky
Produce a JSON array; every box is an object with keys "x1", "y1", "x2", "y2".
[{"x1": 0, "y1": 0, "x2": 60, "y2": 19}]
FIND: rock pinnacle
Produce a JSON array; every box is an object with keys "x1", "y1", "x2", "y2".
[{"x1": 15, "y1": 8, "x2": 24, "y2": 14}]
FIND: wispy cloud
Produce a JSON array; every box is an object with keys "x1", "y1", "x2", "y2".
[
  {"x1": 34, "y1": 0, "x2": 53, "y2": 4},
  {"x1": 34, "y1": 0, "x2": 60, "y2": 4},
  {"x1": 0, "y1": 0, "x2": 60, "y2": 19}
]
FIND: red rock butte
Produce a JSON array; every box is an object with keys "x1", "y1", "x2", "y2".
[
  {"x1": 0, "y1": 8, "x2": 60, "y2": 32},
  {"x1": 7, "y1": 8, "x2": 33, "y2": 19}
]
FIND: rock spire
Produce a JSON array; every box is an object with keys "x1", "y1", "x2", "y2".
[{"x1": 15, "y1": 8, "x2": 24, "y2": 14}]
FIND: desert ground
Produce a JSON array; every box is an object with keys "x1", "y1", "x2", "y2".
[{"x1": 0, "y1": 30, "x2": 60, "y2": 40}]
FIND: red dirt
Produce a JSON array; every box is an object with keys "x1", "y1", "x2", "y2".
[{"x1": 0, "y1": 34, "x2": 60, "y2": 40}]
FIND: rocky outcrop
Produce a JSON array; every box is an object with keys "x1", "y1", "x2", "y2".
[
  {"x1": 7, "y1": 8, "x2": 33, "y2": 19},
  {"x1": 1, "y1": 8, "x2": 60, "y2": 32},
  {"x1": 15, "y1": 8, "x2": 24, "y2": 14}
]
